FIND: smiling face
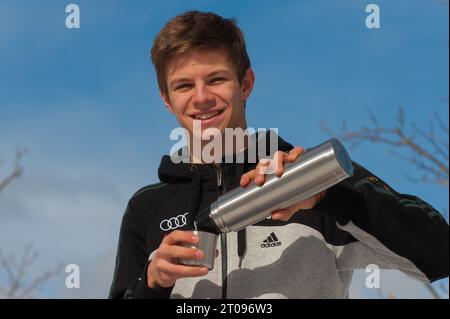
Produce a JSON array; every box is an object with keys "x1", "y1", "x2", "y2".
[{"x1": 161, "y1": 49, "x2": 255, "y2": 139}]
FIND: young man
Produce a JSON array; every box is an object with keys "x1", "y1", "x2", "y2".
[{"x1": 109, "y1": 11, "x2": 449, "y2": 299}]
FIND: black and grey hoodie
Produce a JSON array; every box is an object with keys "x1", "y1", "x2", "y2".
[{"x1": 109, "y1": 134, "x2": 449, "y2": 299}]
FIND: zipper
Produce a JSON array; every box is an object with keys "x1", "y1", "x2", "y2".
[
  {"x1": 220, "y1": 233, "x2": 228, "y2": 299},
  {"x1": 214, "y1": 165, "x2": 228, "y2": 299},
  {"x1": 216, "y1": 166, "x2": 222, "y2": 187}
]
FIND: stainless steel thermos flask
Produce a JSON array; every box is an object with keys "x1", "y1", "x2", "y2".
[
  {"x1": 194, "y1": 138, "x2": 354, "y2": 234},
  {"x1": 179, "y1": 138, "x2": 354, "y2": 269}
]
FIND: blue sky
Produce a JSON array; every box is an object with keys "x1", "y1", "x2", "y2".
[{"x1": 0, "y1": 0, "x2": 448, "y2": 298}]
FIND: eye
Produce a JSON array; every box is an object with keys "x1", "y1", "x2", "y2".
[
  {"x1": 209, "y1": 77, "x2": 226, "y2": 85},
  {"x1": 175, "y1": 83, "x2": 193, "y2": 91}
]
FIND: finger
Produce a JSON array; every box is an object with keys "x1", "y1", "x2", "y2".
[
  {"x1": 157, "y1": 244, "x2": 204, "y2": 260},
  {"x1": 255, "y1": 158, "x2": 270, "y2": 185},
  {"x1": 156, "y1": 271, "x2": 175, "y2": 287},
  {"x1": 156, "y1": 258, "x2": 208, "y2": 278},
  {"x1": 271, "y1": 209, "x2": 293, "y2": 221},
  {"x1": 240, "y1": 170, "x2": 255, "y2": 187},
  {"x1": 163, "y1": 230, "x2": 199, "y2": 246},
  {"x1": 287, "y1": 146, "x2": 304, "y2": 162},
  {"x1": 240, "y1": 174, "x2": 249, "y2": 187},
  {"x1": 274, "y1": 151, "x2": 287, "y2": 177}
]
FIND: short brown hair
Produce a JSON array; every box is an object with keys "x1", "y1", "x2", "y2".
[{"x1": 151, "y1": 11, "x2": 251, "y2": 98}]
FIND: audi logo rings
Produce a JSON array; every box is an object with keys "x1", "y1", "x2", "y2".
[{"x1": 159, "y1": 213, "x2": 189, "y2": 231}]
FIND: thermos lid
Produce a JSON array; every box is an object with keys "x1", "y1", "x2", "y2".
[{"x1": 330, "y1": 138, "x2": 354, "y2": 177}]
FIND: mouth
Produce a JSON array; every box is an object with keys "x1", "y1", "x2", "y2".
[{"x1": 190, "y1": 109, "x2": 225, "y2": 121}]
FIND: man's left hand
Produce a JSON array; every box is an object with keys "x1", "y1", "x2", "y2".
[{"x1": 239, "y1": 146, "x2": 326, "y2": 221}]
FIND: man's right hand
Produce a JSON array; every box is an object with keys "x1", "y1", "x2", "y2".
[{"x1": 147, "y1": 230, "x2": 209, "y2": 288}]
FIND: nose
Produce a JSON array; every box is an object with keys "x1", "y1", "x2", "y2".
[{"x1": 192, "y1": 83, "x2": 215, "y2": 108}]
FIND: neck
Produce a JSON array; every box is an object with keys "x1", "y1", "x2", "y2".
[{"x1": 188, "y1": 124, "x2": 249, "y2": 164}]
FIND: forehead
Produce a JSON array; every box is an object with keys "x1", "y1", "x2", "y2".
[{"x1": 166, "y1": 49, "x2": 235, "y2": 79}]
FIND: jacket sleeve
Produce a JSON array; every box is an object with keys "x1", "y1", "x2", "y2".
[
  {"x1": 108, "y1": 201, "x2": 173, "y2": 299},
  {"x1": 313, "y1": 161, "x2": 449, "y2": 283}
]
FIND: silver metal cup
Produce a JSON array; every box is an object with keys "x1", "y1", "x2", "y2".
[{"x1": 178, "y1": 230, "x2": 218, "y2": 270}]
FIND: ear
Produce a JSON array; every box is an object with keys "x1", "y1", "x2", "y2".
[
  {"x1": 160, "y1": 91, "x2": 174, "y2": 113},
  {"x1": 241, "y1": 68, "x2": 255, "y2": 100}
]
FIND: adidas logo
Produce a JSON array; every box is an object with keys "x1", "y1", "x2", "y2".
[{"x1": 261, "y1": 232, "x2": 282, "y2": 248}]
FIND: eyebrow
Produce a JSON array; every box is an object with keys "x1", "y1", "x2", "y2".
[{"x1": 169, "y1": 70, "x2": 232, "y2": 88}]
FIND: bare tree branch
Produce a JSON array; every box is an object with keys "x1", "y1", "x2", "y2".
[
  {"x1": 0, "y1": 251, "x2": 16, "y2": 286},
  {"x1": 16, "y1": 263, "x2": 64, "y2": 299},
  {"x1": 393, "y1": 151, "x2": 449, "y2": 187},
  {"x1": 0, "y1": 147, "x2": 27, "y2": 193},
  {"x1": 322, "y1": 106, "x2": 449, "y2": 188},
  {"x1": 368, "y1": 108, "x2": 380, "y2": 127},
  {"x1": 434, "y1": 110, "x2": 449, "y2": 136},
  {"x1": 0, "y1": 244, "x2": 62, "y2": 299},
  {"x1": 412, "y1": 123, "x2": 448, "y2": 161}
]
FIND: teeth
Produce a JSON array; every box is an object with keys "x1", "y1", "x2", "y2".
[{"x1": 194, "y1": 110, "x2": 220, "y2": 120}]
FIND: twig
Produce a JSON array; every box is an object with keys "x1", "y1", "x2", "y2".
[
  {"x1": 0, "y1": 148, "x2": 27, "y2": 193},
  {"x1": 0, "y1": 245, "x2": 62, "y2": 299},
  {"x1": 323, "y1": 107, "x2": 449, "y2": 188}
]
